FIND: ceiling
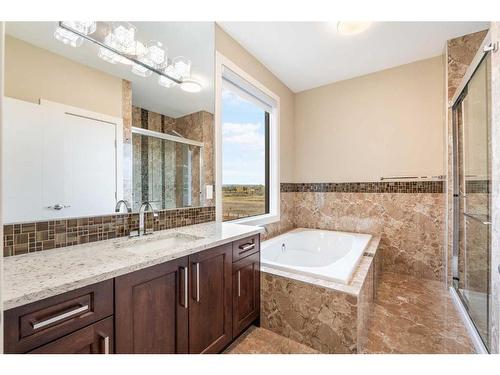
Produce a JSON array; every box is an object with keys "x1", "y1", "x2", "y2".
[
  {"x1": 6, "y1": 22, "x2": 215, "y2": 117},
  {"x1": 218, "y1": 22, "x2": 490, "y2": 92}
]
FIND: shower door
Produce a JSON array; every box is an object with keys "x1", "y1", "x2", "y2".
[{"x1": 452, "y1": 53, "x2": 491, "y2": 351}]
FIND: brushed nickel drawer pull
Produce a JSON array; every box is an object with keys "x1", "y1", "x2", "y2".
[
  {"x1": 237, "y1": 270, "x2": 241, "y2": 297},
  {"x1": 102, "y1": 335, "x2": 110, "y2": 354},
  {"x1": 32, "y1": 305, "x2": 89, "y2": 330},
  {"x1": 239, "y1": 243, "x2": 255, "y2": 253},
  {"x1": 184, "y1": 266, "x2": 189, "y2": 309},
  {"x1": 195, "y1": 262, "x2": 200, "y2": 302}
]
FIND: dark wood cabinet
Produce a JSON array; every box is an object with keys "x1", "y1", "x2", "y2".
[
  {"x1": 114, "y1": 256, "x2": 189, "y2": 354},
  {"x1": 4, "y1": 280, "x2": 113, "y2": 354},
  {"x1": 232, "y1": 252, "x2": 260, "y2": 338},
  {"x1": 29, "y1": 317, "x2": 113, "y2": 354},
  {"x1": 188, "y1": 243, "x2": 233, "y2": 353},
  {"x1": 5, "y1": 235, "x2": 260, "y2": 354}
]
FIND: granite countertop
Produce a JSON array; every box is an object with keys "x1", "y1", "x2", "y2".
[{"x1": 3, "y1": 222, "x2": 264, "y2": 310}]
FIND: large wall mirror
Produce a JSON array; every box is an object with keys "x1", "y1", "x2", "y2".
[{"x1": 2, "y1": 22, "x2": 215, "y2": 224}]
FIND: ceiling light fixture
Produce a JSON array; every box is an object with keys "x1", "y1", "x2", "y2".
[
  {"x1": 180, "y1": 79, "x2": 202, "y2": 93},
  {"x1": 54, "y1": 21, "x2": 203, "y2": 92},
  {"x1": 337, "y1": 22, "x2": 372, "y2": 35}
]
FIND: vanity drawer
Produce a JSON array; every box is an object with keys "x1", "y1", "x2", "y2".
[
  {"x1": 4, "y1": 279, "x2": 113, "y2": 354},
  {"x1": 232, "y1": 234, "x2": 260, "y2": 262}
]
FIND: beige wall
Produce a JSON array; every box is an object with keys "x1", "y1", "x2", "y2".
[
  {"x1": 5, "y1": 35, "x2": 122, "y2": 118},
  {"x1": 294, "y1": 56, "x2": 445, "y2": 182},
  {"x1": 215, "y1": 24, "x2": 295, "y2": 182}
]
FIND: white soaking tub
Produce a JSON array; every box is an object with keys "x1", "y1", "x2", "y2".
[{"x1": 261, "y1": 228, "x2": 372, "y2": 284}]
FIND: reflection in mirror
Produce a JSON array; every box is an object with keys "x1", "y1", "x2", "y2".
[{"x1": 2, "y1": 21, "x2": 214, "y2": 226}]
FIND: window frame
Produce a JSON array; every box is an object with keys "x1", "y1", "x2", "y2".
[{"x1": 215, "y1": 52, "x2": 280, "y2": 226}]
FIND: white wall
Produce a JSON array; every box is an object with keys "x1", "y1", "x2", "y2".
[{"x1": 293, "y1": 56, "x2": 445, "y2": 182}]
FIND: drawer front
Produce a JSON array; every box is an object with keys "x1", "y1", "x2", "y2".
[
  {"x1": 232, "y1": 234, "x2": 260, "y2": 263},
  {"x1": 4, "y1": 279, "x2": 113, "y2": 353},
  {"x1": 29, "y1": 317, "x2": 114, "y2": 354}
]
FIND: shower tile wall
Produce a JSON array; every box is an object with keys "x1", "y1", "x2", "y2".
[
  {"x1": 445, "y1": 29, "x2": 489, "y2": 288},
  {"x1": 132, "y1": 106, "x2": 215, "y2": 209}
]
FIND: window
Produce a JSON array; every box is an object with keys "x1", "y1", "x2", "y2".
[
  {"x1": 216, "y1": 55, "x2": 279, "y2": 225},
  {"x1": 221, "y1": 88, "x2": 269, "y2": 221}
]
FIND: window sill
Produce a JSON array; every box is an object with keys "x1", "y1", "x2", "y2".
[{"x1": 229, "y1": 212, "x2": 280, "y2": 227}]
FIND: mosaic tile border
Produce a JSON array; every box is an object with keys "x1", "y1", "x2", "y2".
[
  {"x1": 3, "y1": 206, "x2": 215, "y2": 257},
  {"x1": 465, "y1": 180, "x2": 490, "y2": 194},
  {"x1": 281, "y1": 181, "x2": 444, "y2": 193}
]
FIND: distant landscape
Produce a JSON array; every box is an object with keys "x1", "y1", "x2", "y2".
[{"x1": 222, "y1": 184, "x2": 266, "y2": 221}]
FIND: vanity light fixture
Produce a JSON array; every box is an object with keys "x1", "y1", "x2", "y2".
[
  {"x1": 54, "y1": 21, "x2": 96, "y2": 47},
  {"x1": 337, "y1": 21, "x2": 372, "y2": 35},
  {"x1": 54, "y1": 21, "x2": 202, "y2": 92},
  {"x1": 132, "y1": 40, "x2": 166, "y2": 77}
]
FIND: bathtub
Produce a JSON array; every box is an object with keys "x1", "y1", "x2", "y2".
[{"x1": 261, "y1": 228, "x2": 372, "y2": 284}]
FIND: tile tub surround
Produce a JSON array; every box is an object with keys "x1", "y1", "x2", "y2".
[
  {"x1": 294, "y1": 191, "x2": 445, "y2": 281},
  {"x1": 260, "y1": 236, "x2": 379, "y2": 353},
  {"x1": 273, "y1": 182, "x2": 446, "y2": 281},
  {"x1": 3, "y1": 206, "x2": 215, "y2": 257},
  {"x1": 3, "y1": 221, "x2": 263, "y2": 310}
]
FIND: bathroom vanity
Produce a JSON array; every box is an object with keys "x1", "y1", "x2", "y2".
[{"x1": 3, "y1": 223, "x2": 262, "y2": 354}]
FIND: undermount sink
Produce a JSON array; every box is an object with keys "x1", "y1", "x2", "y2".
[{"x1": 114, "y1": 233, "x2": 204, "y2": 254}]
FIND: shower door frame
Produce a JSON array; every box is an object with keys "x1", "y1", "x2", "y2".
[{"x1": 450, "y1": 30, "x2": 493, "y2": 352}]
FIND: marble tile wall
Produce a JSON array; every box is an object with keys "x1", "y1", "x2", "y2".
[
  {"x1": 260, "y1": 252, "x2": 377, "y2": 353},
  {"x1": 261, "y1": 192, "x2": 295, "y2": 241},
  {"x1": 445, "y1": 30, "x2": 489, "y2": 288},
  {"x1": 267, "y1": 186, "x2": 445, "y2": 281},
  {"x1": 261, "y1": 272, "x2": 359, "y2": 353}
]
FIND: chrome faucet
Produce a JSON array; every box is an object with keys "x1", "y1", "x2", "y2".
[
  {"x1": 137, "y1": 201, "x2": 158, "y2": 236},
  {"x1": 115, "y1": 199, "x2": 132, "y2": 213}
]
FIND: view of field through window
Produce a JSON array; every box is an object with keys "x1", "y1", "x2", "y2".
[{"x1": 221, "y1": 86, "x2": 268, "y2": 221}]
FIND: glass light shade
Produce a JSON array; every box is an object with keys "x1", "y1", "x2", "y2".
[
  {"x1": 158, "y1": 75, "x2": 177, "y2": 88},
  {"x1": 61, "y1": 21, "x2": 96, "y2": 35},
  {"x1": 180, "y1": 79, "x2": 202, "y2": 93},
  {"x1": 131, "y1": 41, "x2": 165, "y2": 77},
  {"x1": 337, "y1": 22, "x2": 372, "y2": 35},
  {"x1": 97, "y1": 46, "x2": 119, "y2": 64},
  {"x1": 99, "y1": 34, "x2": 134, "y2": 65},
  {"x1": 131, "y1": 63, "x2": 152, "y2": 77},
  {"x1": 172, "y1": 56, "x2": 191, "y2": 79},
  {"x1": 144, "y1": 41, "x2": 166, "y2": 69},
  {"x1": 105, "y1": 22, "x2": 137, "y2": 55},
  {"x1": 54, "y1": 27, "x2": 83, "y2": 47}
]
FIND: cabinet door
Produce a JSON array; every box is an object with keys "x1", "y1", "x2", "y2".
[
  {"x1": 188, "y1": 243, "x2": 232, "y2": 353},
  {"x1": 29, "y1": 317, "x2": 113, "y2": 354},
  {"x1": 232, "y1": 252, "x2": 260, "y2": 338},
  {"x1": 115, "y1": 257, "x2": 189, "y2": 353}
]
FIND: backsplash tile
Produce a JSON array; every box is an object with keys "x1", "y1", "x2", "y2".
[
  {"x1": 3, "y1": 206, "x2": 215, "y2": 257},
  {"x1": 281, "y1": 181, "x2": 444, "y2": 194}
]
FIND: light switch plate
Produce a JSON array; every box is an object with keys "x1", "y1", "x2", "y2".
[{"x1": 205, "y1": 185, "x2": 213, "y2": 200}]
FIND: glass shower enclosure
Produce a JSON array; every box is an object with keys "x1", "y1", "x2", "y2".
[{"x1": 452, "y1": 41, "x2": 492, "y2": 351}]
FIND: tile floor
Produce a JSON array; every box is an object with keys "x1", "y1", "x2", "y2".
[
  {"x1": 226, "y1": 272, "x2": 476, "y2": 354},
  {"x1": 224, "y1": 326, "x2": 319, "y2": 354}
]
